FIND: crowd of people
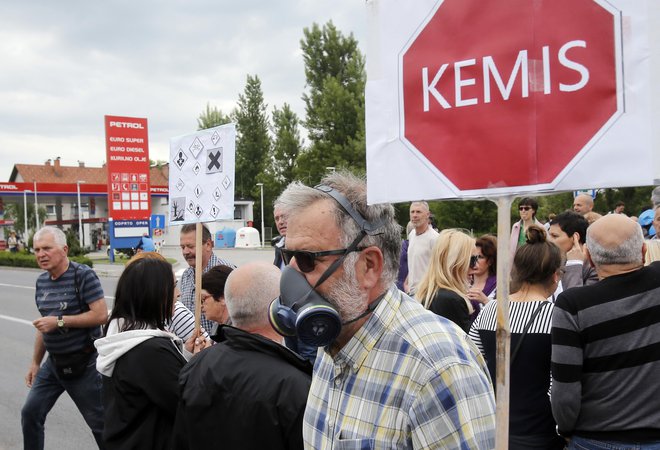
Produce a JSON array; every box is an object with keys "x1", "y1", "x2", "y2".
[{"x1": 20, "y1": 177, "x2": 660, "y2": 449}]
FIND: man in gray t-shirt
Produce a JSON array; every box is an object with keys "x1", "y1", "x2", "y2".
[{"x1": 21, "y1": 227, "x2": 108, "y2": 450}]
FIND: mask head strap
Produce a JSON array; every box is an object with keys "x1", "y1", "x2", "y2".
[{"x1": 314, "y1": 184, "x2": 385, "y2": 236}]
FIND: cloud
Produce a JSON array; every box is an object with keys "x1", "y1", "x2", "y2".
[{"x1": 0, "y1": 0, "x2": 366, "y2": 178}]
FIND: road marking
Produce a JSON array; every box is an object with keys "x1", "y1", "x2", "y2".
[
  {"x1": 0, "y1": 314, "x2": 32, "y2": 326},
  {"x1": 0, "y1": 283, "x2": 34, "y2": 290}
]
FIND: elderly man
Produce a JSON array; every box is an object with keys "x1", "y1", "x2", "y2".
[
  {"x1": 179, "y1": 223, "x2": 234, "y2": 332},
  {"x1": 572, "y1": 193, "x2": 594, "y2": 215},
  {"x1": 21, "y1": 226, "x2": 108, "y2": 450},
  {"x1": 273, "y1": 202, "x2": 288, "y2": 269},
  {"x1": 406, "y1": 200, "x2": 439, "y2": 295},
  {"x1": 551, "y1": 214, "x2": 660, "y2": 448},
  {"x1": 276, "y1": 172, "x2": 495, "y2": 449},
  {"x1": 173, "y1": 262, "x2": 312, "y2": 449}
]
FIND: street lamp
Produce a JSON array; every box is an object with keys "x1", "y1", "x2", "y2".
[
  {"x1": 256, "y1": 183, "x2": 264, "y2": 247},
  {"x1": 23, "y1": 189, "x2": 32, "y2": 243},
  {"x1": 33, "y1": 181, "x2": 39, "y2": 230},
  {"x1": 76, "y1": 181, "x2": 85, "y2": 248}
]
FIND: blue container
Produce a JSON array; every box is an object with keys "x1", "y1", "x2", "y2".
[{"x1": 215, "y1": 228, "x2": 237, "y2": 248}]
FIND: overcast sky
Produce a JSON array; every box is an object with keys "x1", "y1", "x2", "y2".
[{"x1": 0, "y1": 0, "x2": 367, "y2": 181}]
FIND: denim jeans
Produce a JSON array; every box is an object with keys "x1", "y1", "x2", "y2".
[
  {"x1": 21, "y1": 355, "x2": 105, "y2": 450},
  {"x1": 570, "y1": 436, "x2": 660, "y2": 450}
]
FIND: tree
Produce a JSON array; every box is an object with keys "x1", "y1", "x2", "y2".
[
  {"x1": 271, "y1": 103, "x2": 303, "y2": 188},
  {"x1": 197, "y1": 103, "x2": 231, "y2": 130},
  {"x1": 233, "y1": 74, "x2": 271, "y2": 231},
  {"x1": 4, "y1": 202, "x2": 46, "y2": 239},
  {"x1": 296, "y1": 21, "x2": 366, "y2": 184}
]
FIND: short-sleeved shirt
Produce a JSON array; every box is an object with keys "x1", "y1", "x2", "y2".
[{"x1": 36, "y1": 261, "x2": 104, "y2": 354}]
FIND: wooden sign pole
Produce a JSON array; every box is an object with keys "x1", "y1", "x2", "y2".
[
  {"x1": 194, "y1": 221, "x2": 203, "y2": 333},
  {"x1": 493, "y1": 195, "x2": 513, "y2": 450}
]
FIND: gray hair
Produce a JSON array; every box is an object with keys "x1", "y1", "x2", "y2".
[
  {"x1": 278, "y1": 171, "x2": 402, "y2": 285},
  {"x1": 410, "y1": 201, "x2": 430, "y2": 211},
  {"x1": 587, "y1": 224, "x2": 644, "y2": 266},
  {"x1": 224, "y1": 263, "x2": 280, "y2": 329},
  {"x1": 34, "y1": 226, "x2": 67, "y2": 247},
  {"x1": 652, "y1": 186, "x2": 660, "y2": 208}
]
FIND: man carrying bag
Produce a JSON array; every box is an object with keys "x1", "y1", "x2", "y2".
[{"x1": 21, "y1": 226, "x2": 108, "y2": 450}]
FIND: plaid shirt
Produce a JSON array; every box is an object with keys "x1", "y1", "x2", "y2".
[
  {"x1": 179, "y1": 253, "x2": 234, "y2": 333},
  {"x1": 303, "y1": 287, "x2": 496, "y2": 449}
]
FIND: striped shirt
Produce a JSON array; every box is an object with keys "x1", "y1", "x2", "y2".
[
  {"x1": 179, "y1": 253, "x2": 234, "y2": 332},
  {"x1": 551, "y1": 262, "x2": 660, "y2": 441},
  {"x1": 36, "y1": 261, "x2": 104, "y2": 354},
  {"x1": 303, "y1": 287, "x2": 496, "y2": 449},
  {"x1": 168, "y1": 301, "x2": 210, "y2": 342},
  {"x1": 469, "y1": 300, "x2": 557, "y2": 439}
]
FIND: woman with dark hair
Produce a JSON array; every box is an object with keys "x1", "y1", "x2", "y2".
[
  {"x1": 509, "y1": 197, "x2": 544, "y2": 259},
  {"x1": 470, "y1": 225, "x2": 565, "y2": 449},
  {"x1": 467, "y1": 234, "x2": 497, "y2": 321},
  {"x1": 95, "y1": 258, "x2": 186, "y2": 450},
  {"x1": 201, "y1": 265, "x2": 234, "y2": 335}
]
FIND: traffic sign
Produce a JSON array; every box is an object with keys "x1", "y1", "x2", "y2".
[
  {"x1": 400, "y1": 0, "x2": 619, "y2": 191},
  {"x1": 365, "y1": 0, "x2": 655, "y2": 202}
]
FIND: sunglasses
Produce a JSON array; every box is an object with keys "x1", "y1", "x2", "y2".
[
  {"x1": 519, "y1": 206, "x2": 532, "y2": 211},
  {"x1": 281, "y1": 247, "x2": 363, "y2": 273},
  {"x1": 470, "y1": 255, "x2": 485, "y2": 267}
]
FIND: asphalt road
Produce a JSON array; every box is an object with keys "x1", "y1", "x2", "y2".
[{"x1": 0, "y1": 246, "x2": 274, "y2": 449}]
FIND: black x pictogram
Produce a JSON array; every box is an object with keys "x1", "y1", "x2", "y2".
[{"x1": 208, "y1": 151, "x2": 221, "y2": 171}]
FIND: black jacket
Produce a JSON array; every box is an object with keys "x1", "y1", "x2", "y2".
[
  {"x1": 173, "y1": 325, "x2": 313, "y2": 450},
  {"x1": 101, "y1": 337, "x2": 186, "y2": 450}
]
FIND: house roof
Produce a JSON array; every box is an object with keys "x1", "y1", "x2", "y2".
[{"x1": 9, "y1": 160, "x2": 169, "y2": 186}]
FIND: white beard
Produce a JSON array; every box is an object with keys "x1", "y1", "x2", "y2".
[{"x1": 326, "y1": 259, "x2": 369, "y2": 323}]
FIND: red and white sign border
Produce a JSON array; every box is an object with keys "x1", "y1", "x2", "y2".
[{"x1": 394, "y1": 0, "x2": 625, "y2": 198}]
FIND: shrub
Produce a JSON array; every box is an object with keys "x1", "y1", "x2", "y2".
[{"x1": 0, "y1": 252, "x2": 93, "y2": 268}]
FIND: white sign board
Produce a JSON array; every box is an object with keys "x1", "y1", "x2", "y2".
[
  {"x1": 168, "y1": 123, "x2": 236, "y2": 224},
  {"x1": 365, "y1": 0, "x2": 659, "y2": 203}
]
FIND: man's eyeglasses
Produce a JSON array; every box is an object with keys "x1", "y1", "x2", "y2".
[
  {"x1": 519, "y1": 206, "x2": 532, "y2": 211},
  {"x1": 281, "y1": 247, "x2": 363, "y2": 273}
]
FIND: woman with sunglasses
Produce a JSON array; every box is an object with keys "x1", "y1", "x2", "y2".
[
  {"x1": 509, "y1": 197, "x2": 544, "y2": 261},
  {"x1": 469, "y1": 225, "x2": 565, "y2": 450},
  {"x1": 467, "y1": 234, "x2": 497, "y2": 322},
  {"x1": 416, "y1": 229, "x2": 474, "y2": 333}
]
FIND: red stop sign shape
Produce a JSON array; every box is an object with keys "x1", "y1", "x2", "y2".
[{"x1": 400, "y1": 0, "x2": 621, "y2": 191}]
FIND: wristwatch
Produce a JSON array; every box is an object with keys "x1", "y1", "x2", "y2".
[{"x1": 57, "y1": 315, "x2": 65, "y2": 328}]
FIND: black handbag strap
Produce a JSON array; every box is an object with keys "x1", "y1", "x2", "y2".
[{"x1": 511, "y1": 301, "x2": 550, "y2": 364}]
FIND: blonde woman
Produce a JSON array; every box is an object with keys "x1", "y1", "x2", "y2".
[{"x1": 416, "y1": 229, "x2": 474, "y2": 333}]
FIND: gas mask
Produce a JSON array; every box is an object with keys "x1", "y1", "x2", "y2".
[{"x1": 268, "y1": 184, "x2": 385, "y2": 347}]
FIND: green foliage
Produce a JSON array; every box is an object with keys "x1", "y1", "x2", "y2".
[
  {"x1": 0, "y1": 252, "x2": 93, "y2": 268},
  {"x1": 296, "y1": 21, "x2": 366, "y2": 185},
  {"x1": 197, "y1": 102, "x2": 232, "y2": 130},
  {"x1": 4, "y1": 203, "x2": 46, "y2": 238},
  {"x1": 233, "y1": 74, "x2": 272, "y2": 229},
  {"x1": 64, "y1": 228, "x2": 88, "y2": 256},
  {"x1": 509, "y1": 187, "x2": 654, "y2": 225},
  {"x1": 271, "y1": 103, "x2": 303, "y2": 188}
]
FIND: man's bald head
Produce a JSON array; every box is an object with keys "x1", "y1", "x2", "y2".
[
  {"x1": 573, "y1": 194, "x2": 594, "y2": 215},
  {"x1": 225, "y1": 262, "x2": 281, "y2": 329},
  {"x1": 587, "y1": 214, "x2": 645, "y2": 267}
]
